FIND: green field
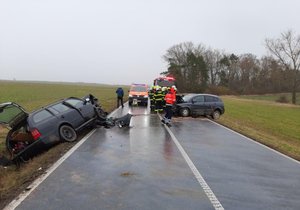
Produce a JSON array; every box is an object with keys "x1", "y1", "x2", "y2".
[
  {"x1": 240, "y1": 93, "x2": 300, "y2": 105},
  {"x1": 0, "y1": 80, "x2": 129, "y2": 112}
]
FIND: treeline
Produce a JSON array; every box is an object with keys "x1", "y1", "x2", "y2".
[{"x1": 162, "y1": 31, "x2": 300, "y2": 103}]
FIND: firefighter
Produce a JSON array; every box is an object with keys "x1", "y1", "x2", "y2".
[
  {"x1": 161, "y1": 87, "x2": 167, "y2": 109},
  {"x1": 154, "y1": 86, "x2": 164, "y2": 112},
  {"x1": 149, "y1": 86, "x2": 155, "y2": 111},
  {"x1": 162, "y1": 86, "x2": 176, "y2": 126}
]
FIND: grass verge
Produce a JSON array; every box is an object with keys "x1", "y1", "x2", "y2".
[{"x1": 219, "y1": 96, "x2": 300, "y2": 160}]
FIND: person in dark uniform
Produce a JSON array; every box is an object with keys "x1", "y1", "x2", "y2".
[
  {"x1": 116, "y1": 87, "x2": 124, "y2": 108},
  {"x1": 154, "y1": 86, "x2": 164, "y2": 112},
  {"x1": 149, "y1": 86, "x2": 155, "y2": 111}
]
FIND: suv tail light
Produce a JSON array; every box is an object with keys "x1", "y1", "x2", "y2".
[{"x1": 31, "y1": 128, "x2": 41, "y2": 140}]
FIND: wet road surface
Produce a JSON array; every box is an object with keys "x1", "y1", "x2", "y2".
[{"x1": 8, "y1": 105, "x2": 300, "y2": 210}]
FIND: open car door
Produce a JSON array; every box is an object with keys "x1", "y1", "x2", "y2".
[{"x1": 0, "y1": 102, "x2": 28, "y2": 129}]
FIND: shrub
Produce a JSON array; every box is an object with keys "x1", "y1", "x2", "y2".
[
  {"x1": 276, "y1": 95, "x2": 289, "y2": 103},
  {"x1": 206, "y1": 86, "x2": 236, "y2": 95}
]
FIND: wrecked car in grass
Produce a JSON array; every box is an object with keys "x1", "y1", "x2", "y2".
[{"x1": 0, "y1": 94, "x2": 107, "y2": 163}]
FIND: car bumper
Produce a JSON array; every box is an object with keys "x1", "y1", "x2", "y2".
[
  {"x1": 12, "y1": 138, "x2": 47, "y2": 162},
  {"x1": 129, "y1": 97, "x2": 148, "y2": 103}
]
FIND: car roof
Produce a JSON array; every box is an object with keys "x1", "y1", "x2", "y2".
[
  {"x1": 0, "y1": 96, "x2": 84, "y2": 128},
  {"x1": 30, "y1": 97, "x2": 83, "y2": 113},
  {"x1": 184, "y1": 93, "x2": 220, "y2": 97}
]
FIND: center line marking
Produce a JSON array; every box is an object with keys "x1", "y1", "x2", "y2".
[{"x1": 158, "y1": 115, "x2": 224, "y2": 210}]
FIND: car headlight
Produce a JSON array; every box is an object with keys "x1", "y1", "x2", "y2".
[
  {"x1": 144, "y1": 95, "x2": 148, "y2": 98},
  {"x1": 129, "y1": 94, "x2": 133, "y2": 97}
]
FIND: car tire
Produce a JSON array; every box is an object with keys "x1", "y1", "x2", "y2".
[
  {"x1": 180, "y1": 108, "x2": 190, "y2": 117},
  {"x1": 129, "y1": 101, "x2": 132, "y2": 106},
  {"x1": 59, "y1": 125, "x2": 77, "y2": 142},
  {"x1": 212, "y1": 110, "x2": 221, "y2": 120}
]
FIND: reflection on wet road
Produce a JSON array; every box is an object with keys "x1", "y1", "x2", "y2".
[{"x1": 11, "y1": 104, "x2": 300, "y2": 210}]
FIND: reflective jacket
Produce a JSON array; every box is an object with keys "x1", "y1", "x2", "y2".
[
  {"x1": 148, "y1": 90, "x2": 154, "y2": 100},
  {"x1": 164, "y1": 91, "x2": 176, "y2": 105},
  {"x1": 154, "y1": 90, "x2": 164, "y2": 101}
]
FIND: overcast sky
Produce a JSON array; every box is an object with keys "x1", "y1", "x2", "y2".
[{"x1": 0, "y1": 0, "x2": 299, "y2": 85}]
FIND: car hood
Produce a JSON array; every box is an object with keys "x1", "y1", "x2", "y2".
[{"x1": 0, "y1": 102, "x2": 28, "y2": 129}]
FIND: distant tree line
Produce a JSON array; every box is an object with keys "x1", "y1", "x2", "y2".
[{"x1": 162, "y1": 30, "x2": 300, "y2": 104}]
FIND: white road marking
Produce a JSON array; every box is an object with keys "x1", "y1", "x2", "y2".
[
  {"x1": 158, "y1": 115, "x2": 224, "y2": 210},
  {"x1": 4, "y1": 129, "x2": 97, "y2": 210},
  {"x1": 208, "y1": 119, "x2": 300, "y2": 165}
]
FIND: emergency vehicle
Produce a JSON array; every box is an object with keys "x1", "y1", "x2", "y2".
[
  {"x1": 153, "y1": 76, "x2": 176, "y2": 88},
  {"x1": 128, "y1": 83, "x2": 149, "y2": 106}
]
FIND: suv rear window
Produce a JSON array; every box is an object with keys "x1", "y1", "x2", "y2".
[
  {"x1": 49, "y1": 103, "x2": 71, "y2": 113},
  {"x1": 33, "y1": 110, "x2": 53, "y2": 123},
  {"x1": 65, "y1": 98, "x2": 83, "y2": 108}
]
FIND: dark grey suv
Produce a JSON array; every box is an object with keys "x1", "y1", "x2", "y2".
[
  {"x1": 175, "y1": 94, "x2": 225, "y2": 119},
  {"x1": 0, "y1": 96, "x2": 99, "y2": 162}
]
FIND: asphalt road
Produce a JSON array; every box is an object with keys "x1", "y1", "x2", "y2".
[{"x1": 6, "y1": 105, "x2": 300, "y2": 210}]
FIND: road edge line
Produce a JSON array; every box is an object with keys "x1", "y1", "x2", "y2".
[
  {"x1": 4, "y1": 129, "x2": 97, "y2": 210},
  {"x1": 158, "y1": 114, "x2": 224, "y2": 210},
  {"x1": 4, "y1": 107, "x2": 122, "y2": 210}
]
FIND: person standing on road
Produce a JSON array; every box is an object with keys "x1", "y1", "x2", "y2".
[
  {"x1": 149, "y1": 86, "x2": 155, "y2": 112},
  {"x1": 116, "y1": 87, "x2": 124, "y2": 108},
  {"x1": 154, "y1": 86, "x2": 164, "y2": 112},
  {"x1": 162, "y1": 86, "x2": 176, "y2": 126}
]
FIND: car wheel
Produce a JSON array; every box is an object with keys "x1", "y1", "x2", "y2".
[
  {"x1": 180, "y1": 108, "x2": 190, "y2": 117},
  {"x1": 59, "y1": 125, "x2": 77, "y2": 142},
  {"x1": 129, "y1": 101, "x2": 132, "y2": 106},
  {"x1": 212, "y1": 110, "x2": 221, "y2": 120}
]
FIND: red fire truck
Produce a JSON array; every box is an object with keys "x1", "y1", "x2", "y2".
[{"x1": 153, "y1": 76, "x2": 176, "y2": 88}]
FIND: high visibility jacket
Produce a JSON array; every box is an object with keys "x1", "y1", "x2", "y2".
[
  {"x1": 165, "y1": 92, "x2": 176, "y2": 105},
  {"x1": 149, "y1": 90, "x2": 154, "y2": 100},
  {"x1": 154, "y1": 90, "x2": 164, "y2": 101}
]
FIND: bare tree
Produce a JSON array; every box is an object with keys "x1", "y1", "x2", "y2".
[
  {"x1": 238, "y1": 54, "x2": 260, "y2": 94},
  {"x1": 163, "y1": 42, "x2": 208, "y2": 92},
  {"x1": 265, "y1": 30, "x2": 300, "y2": 104},
  {"x1": 203, "y1": 48, "x2": 224, "y2": 86}
]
